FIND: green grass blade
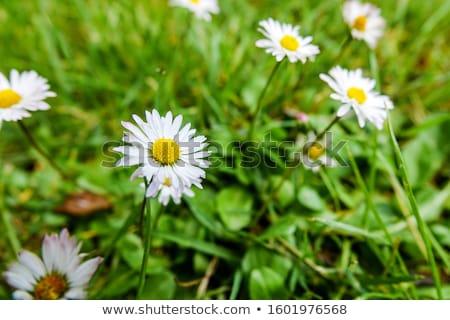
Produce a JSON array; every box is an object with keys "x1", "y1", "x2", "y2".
[{"x1": 386, "y1": 114, "x2": 443, "y2": 299}]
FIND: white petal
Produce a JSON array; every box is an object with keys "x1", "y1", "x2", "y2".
[
  {"x1": 12, "y1": 290, "x2": 34, "y2": 300},
  {"x1": 18, "y1": 251, "x2": 46, "y2": 279},
  {"x1": 64, "y1": 287, "x2": 87, "y2": 300},
  {"x1": 4, "y1": 269, "x2": 36, "y2": 291},
  {"x1": 68, "y1": 257, "x2": 103, "y2": 287},
  {"x1": 337, "y1": 104, "x2": 352, "y2": 117}
]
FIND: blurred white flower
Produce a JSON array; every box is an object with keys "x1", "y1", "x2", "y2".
[
  {"x1": 3, "y1": 229, "x2": 102, "y2": 300},
  {"x1": 256, "y1": 18, "x2": 320, "y2": 63},
  {"x1": 114, "y1": 110, "x2": 210, "y2": 205},
  {"x1": 298, "y1": 132, "x2": 336, "y2": 173},
  {"x1": 0, "y1": 69, "x2": 56, "y2": 126},
  {"x1": 169, "y1": 0, "x2": 219, "y2": 21},
  {"x1": 343, "y1": 0, "x2": 385, "y2": 48},
  {"x1": 320, "y1": 66, "x2": 394, "y2": 129}
]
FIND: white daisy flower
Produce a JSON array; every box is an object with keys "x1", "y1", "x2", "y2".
[
  {"x1": 320, "y1": 66, "x2": 394, "y2": 130},
  {"x1": 256, "y1": 18, "x2": 320, "y2": 63},
  {"x1": 298, "y1": 132, "x2": 336, "y2": 173},
  {"x1": 343, "y1": 0, "x2": 385, "y2": 48},
  {"x1": 169, "y1": 0, "x2": 219, "y2": 21},
  {"x1": 150, "y1": 178, "x2": 195, "y2": 206},
  {"x1": 0, "y1": 69, "x2": 56, "y2": 125},
  {"x1": 114, "y1": 110, "x2": 210, "y2": 204},
  {"x1": 3, "y1": 229, "x2": 103, "y2": 300}
]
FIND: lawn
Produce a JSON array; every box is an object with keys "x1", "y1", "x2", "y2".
[{"x1": 0, "y1": 0, "x2": 449, "y2": 300}]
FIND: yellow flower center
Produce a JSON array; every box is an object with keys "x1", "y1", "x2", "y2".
[
  {"x1": 353, "y1": 16, "x2": 367, "y2": 31},
  {"x1": 34, "y1": 274, "x2": 68, "y2": 300},
  {"x1": 280, "y1": 35, "x2": 299, "y2": 51},
  {"x1": 347, "y1": 87, "x2": 367, "y2": 104},
  {"x1": 190, "y1": 0, "x2": 200, "y2": 3},
  {"x1": 162, "y1": 177, "x2": 172, "y2": 187},
  {"x1": 151, "y1": 138, "x2": 180, "y2": 166},
  {"x1": 0, "y1": 89, "x2": 22, "y2": 109},
  {"x1": 308, "y1": 143, "x2": 325, "y2": 160}
]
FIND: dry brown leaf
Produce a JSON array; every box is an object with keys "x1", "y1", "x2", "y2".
[{"x1": 56, "y1": 191, "x2": 112, "y2": 217}]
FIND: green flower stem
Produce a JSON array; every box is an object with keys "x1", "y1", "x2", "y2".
[
  {"x1": 137, "y1": 193, "x2": 151, "y2": 298},
  {"x1": 365, "y1": 50, "x2": 381, "y2": 227},
  {"x1": 137, "y1": 200, "x2": 164, "y2": 298},
  {"x1": 18, "y1": 120, "x2": 74, "y2": 183},
  {"x1": 315, "y1": 115, "x2": 340, "y2": 142},
  {"x1": 332, "y1": 34, "x2": 352, "y2": 65},
  {"x1": 138, "y1": 184, "x2": 149, "y2": 238},
  {"x1": 247, "y1": 60, "x2": 283, "y2": 140},
  {"x1": 386, "y1": 115, "x2": 443, "y2": 299}
]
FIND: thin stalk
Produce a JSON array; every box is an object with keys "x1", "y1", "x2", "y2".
[
  {"x1": 137, "y1": 202, "x2": 164, "y2": 298},
  {"x1": 247, "y1": 61, "x2": 283, "y2": 139},
  {"x1": 333, "y1": 34, "x2": 352, "y2": 65},
  {"x1": 386, "y1": 115, "x2": 442, "y2": 299},
  {"x1": 139, "y1": 183, "x2": 149, "y2": 238},
  {"x1": 137, "y1": 194, "x2": 150, "y2": 298},
  {"x1": 365, "y1": 51, "x2": 380, "y2": 227},
  {"x1": 315, "y1": 115, "x2": 340, "y2": 142},
  {"x1": 18, "y1": 120, "x2": 73, "y2": 182}
]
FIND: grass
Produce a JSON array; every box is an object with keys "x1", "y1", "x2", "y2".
[{"x1": 0, "y1": 0, "x2": 449, "y2": 300}]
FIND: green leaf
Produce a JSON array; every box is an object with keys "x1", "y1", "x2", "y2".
[
  {"x1": 99, "y1": 269, "x2": 138, "y2": 298},
  {"x1": 152, "y1": 230, "x2": 239, "y2": 262},
  {"x1": 431, "y1": 224, "x2": 450, "y2": 247},
  {"x1": 216, "y1": 186, "x2": 254, "y2": 231},
  {"x1": 258, "y1": 215, "x2": 298, "y2": 240},
  {"x1": 186, "y1": 188, "x2": 228, "y2": 237},
  {"x1": 270, "y1": 175, "x2": 295, "y2": 207},
  {"x1": 116, "y1": 233, "x2": 143, "y2": 271},
  {"x1": 297, "y1": 186, "x2": 326, "y2": 211},
  {"x1": 116, "y1": 233, "x2": 170, "y2": 274},
  {"x1": 249, "y1": 267, "x2": 289, "y2": 299},
  {"x1": 242, "y1": 246, "x2": 293, "y2": 280},
  {"x1": 312, "y1": 217, "x2": 390, "y2": 245},
  {"x1": 140, "y1": 271, "x2": 176, "y2": 300}
]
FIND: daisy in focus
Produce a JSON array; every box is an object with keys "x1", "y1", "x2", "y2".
[
  {"x1": 343, "y1": 0, "x2": 385, "y2": 48},
  {"x1": 114, "y1": 109, "x2": 210, "y2": 205},
  {"x1": 3, "y1": 229, "x2": 102, "y2": 300},
  {"x1": 169, "y1": 0, "x2": 219, "y2": 21},
  {"x1": 256, "y1": 18, "x2": 320, "y2": 63},
  {"x1": 0, "y1": 69, "x2": 56, "y2": 125},
  {"x1": 320, "y1": 66, "x2": 394, "y2": 129}
]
